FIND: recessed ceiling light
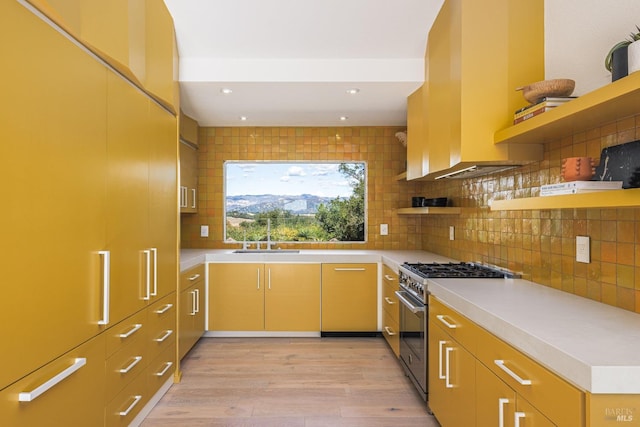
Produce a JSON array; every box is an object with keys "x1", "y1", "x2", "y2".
[
  {"x1": 239, "y1": 116, "x2": 248, "y2": 121},
  {"x1": 346, "y1": 88, "x2": 360, "y2": 95},
  {"x1": 220, "y1": 88, "x2": 233, "y2": 94},
  {"x1": 339, "y1": 116, "x2": 348, "y2": 121}
]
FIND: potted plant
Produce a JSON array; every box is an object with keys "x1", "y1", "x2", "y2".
[{"x1": 605, "y1": 26, "x2": 640, "y2": 81}]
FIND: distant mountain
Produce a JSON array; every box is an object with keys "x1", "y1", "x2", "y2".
[{"x1": 226, "y1": 194, "x2": 336, "y2": 214}]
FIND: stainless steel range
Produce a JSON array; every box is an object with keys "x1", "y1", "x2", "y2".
[{"x1": 395, "y1": 262, "x2": 519, "y2": 401}]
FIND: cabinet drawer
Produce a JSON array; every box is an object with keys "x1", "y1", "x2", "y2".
[
  {"x1": 382, "y1": 276, "x2": 399, "y2": 324},
  {"x1": 106, "y1": 334, "x2": 147, "y2": 400},
  {"x1": 106, "y1": 370, "x2": 147, "y2": 427},
  {"x1": 382, "y1": 309, "x2": 399, "y2": 357},
  {"x1": 382, "y1": 265, "x2": 398, "y2": 287},
  {"x1": 147, "y1": 293, "x2": 176, "y2": 360},
  {"x1": 429, "y1": 297, "x2": 479, "y2": 353},
  {"x1": 106, "y1": 310, "x2": 147, "y2": 358},
  {"x1": 476, "y1": 327, "x2": 584, "y2": 427},
  {"x1": 0, "y1": 334, "x2": 105, "y2": 427},
  {"x1": 147, "y1": 343, "x2": 176, "y2": 396},
  {"x1": 180, "y1": 264, "x2": 204, "y2": 291},
  {"x1": 147, "y1": 293, "x2": 176, "y2": 332}
]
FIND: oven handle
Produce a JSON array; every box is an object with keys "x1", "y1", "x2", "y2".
[{"x1": 395, "y1": 291, "x2": 425, "y2": 313}]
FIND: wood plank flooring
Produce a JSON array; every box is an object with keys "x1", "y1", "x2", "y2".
[{"x1": 142, "y1": 337, "x2": 440, "y2": 426}]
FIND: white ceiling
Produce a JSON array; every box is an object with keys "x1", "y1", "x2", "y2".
[{"x1": 163, "y1": 0, "x2": 444, "y2": 127}]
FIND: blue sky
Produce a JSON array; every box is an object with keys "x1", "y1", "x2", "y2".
[{"x1": 225, "y1": 162, "x2": 362, "y2": 198}]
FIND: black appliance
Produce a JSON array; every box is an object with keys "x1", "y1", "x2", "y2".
[{"x1": 395, "y1": 262, "x2": 519, "y2": 402}]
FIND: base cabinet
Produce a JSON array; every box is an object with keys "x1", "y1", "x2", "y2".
[
  {"x1": 208, "y1": 263, "x2": 321, "y2": 332},
  {"x1": 179, "y1": 265, "x2": 205, "y2": 359},
  {"x1": 321, "y1": 263, "x2": 377, "y2": 332},
  {"x1": 381, "y1": 265, "x2": 399, "y2": 356}
]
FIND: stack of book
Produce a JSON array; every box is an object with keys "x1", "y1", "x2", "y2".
[
  {"x1": 513, "y1": 96, "x2": 577, "y2": 124},
  {"x1": 539, "y1": 180, "x2": 623, "y2": 196}
]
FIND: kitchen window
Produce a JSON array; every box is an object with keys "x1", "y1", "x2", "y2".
[{"x1": 224, "y1": 161, "x2": 367, "y2": 243}]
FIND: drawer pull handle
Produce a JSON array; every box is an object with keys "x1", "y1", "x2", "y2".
[
  {"x1": 494, "y1": 360, "x2": 532, "y2": 385},
  {"x1": 334, "y1": 268, "x2": 366, "y2": 271},
  {"x1": 119, "y1": 395, "x2": 142, "y2": 417},
  {"x1": 436, "y1": 314, "x2": 457, "y2": 329},
  {"x1": 194, "y1": 289, "x2": 200, "y2": 313},
  {"x1": 438, "y1": 340, "x2": 447, "y2": 380},
  {"x1": 154, "y1": 330, "x2": 174, "y2": 342},
  {"x1": 118, "y1": 324, "x2": 142, "y2": 339},
  {"x1": 119, "y1": 356, "x2": 143, "y2": 374},
  {"x1": 154, "y1": 362, "x2": 174, "y2": 377},
  {"x1": 154, "y1": 304, "x2": 173, "y2": 314},
  {"x1": 98, "y1": 251, "x2": 110, "y2": 325},
  {"x1": 191, "y1": 188, "x2": 197, "y2": 209},
  {"x1": 150, "y1": 248, "x2": 158, "y2": 297},
  {"x1": 514, "y1": 412, "x2": 526, "y2": 427},
  {"x1": 498, "y1": 398, "x2": 509, "y2": 427},
  {"x1": 143, "y1": 249, "x2": 151, "y2": 300},
  {"x1": 384, "y1": 326, "x2": 396, "y2": 336},
  {"x1": 384, "y1": 274, "x2": 395, "y2": 281},
  {"x1": 188, "y1": 274, "x2": 200, "y2": 281},
  {"x1": 445, "y1": 347, "x2": 453, "y2": 388},
  {"x1": 384, "y1": 297, "x2": 396, "y2": 305},
  {"x1": 18, "y1": 358, "x2": 86, "y2": 402}
]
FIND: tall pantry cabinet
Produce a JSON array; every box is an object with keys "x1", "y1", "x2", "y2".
[{"x1": 0, "y1": 0, "x2": 179, "y2": 425}]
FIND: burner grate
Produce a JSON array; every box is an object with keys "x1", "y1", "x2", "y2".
[{"x1": 403, "y1": 262, "x2": 509, "y2": 279}]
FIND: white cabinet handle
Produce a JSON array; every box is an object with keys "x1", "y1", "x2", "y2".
[
  {"x1": 150, "y1": 247, "x2": 158, "y2": 296},
  {"x1": 154, "y1": 330, "x2": 173, "y2": 342},
  {"x1": 334, "y1": 268, "x2": 366, "y2": 271},
  {"x1": 494, "y1": 360, "x2": 532, "y2": 385},
  {"x1": 117, "y1": 323, "x2": 142, "y2": 339},
  {"x1": 118, "y1": 356, "x2": 143, "y2": 374},
  {"x1": 436, "y1": 314, "x2": 457, "y2": 329},
  {"x1": 154, "y1": 362, "x2": 173, "y2": 377},
  {"x1": 194, "y1": 289, "x2": 200, "y2": 313},
  {"x1": 143, "y1": 249, "x2": 151, "y2": 300},
  {"x1": 191, "y1": 188, "x2": 196, "y2": 208},
  {"x1": 445, "y1": 347, "x2": 453, "y2": 388},
  {"x1": 384, "y1": 297, "x2": 396, "y2": 305},
  {"x1": 119, "y1": 395, "x2": 142, "y2": 417},
  {"x1": 514, "y1": 412, "x2": 526, "y2": 427},
  {"x1": 257, "y1": 268, "x2": 260, "y2": 290},
  {"x1": 19, "y1": 358, "x2": 86, "y2": 402},
  {"x1": 154, "y1": 303, "x2": 173, "y2": 314},
  {"x1": 190, "y1": 290, "x2": 197, "y2": 315},
  {"x1": 438, "y1": 340, "x2": 446, "y2": 380},
  {"x1": 384, "y1": 274, "x2": 395, "y2": 281},
  {"x1": 498, "y1": 398, "x2": 509, "y2": 427},
  {"x1": 268, "y1": 268, "x2": 271, "y2": 290},
  {"x1": 384, "y1": 326, "x2": 396, "y2": 336},
  {"x1": 188, "y1": 274, "x2": 200, "y2": 281},
  {"x1": 180, "y1": 186, "x2": 187, "y2": 208},
  {"x1": 98, "y1": 251, "x2": 110, "y2": 325}
]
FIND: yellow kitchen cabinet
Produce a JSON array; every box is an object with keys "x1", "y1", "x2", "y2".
[
  {"x1": 321, "y1": 263, "x2": 377, "y2": 332},
  {"x1": 0, "y1": 0, "x2": 108, "y2": 390},
  {"x1": 209, "y1": 263, "x2": 321, "y2": 332},
  {"x1": 0, "y1": 334, "x2": 106, "y2": 427},
  {"x1": 476, "y1": 360, "x2": 516, "y2": 427},
  {"x1": 410, "y1": 0, "x2": 544, "y2": 180},
  {"x1": 179, "y1": 141, "x2": 198, "y2": 213},
  {"x1": 105, "y1": 369, "x2": 147, "y2": 427},
  {"x1": 147, "y1": 293, "x2": 177, "y2": 363},
  {"x1": 406, "y1": 86, "x2": 427, "y2": 180},
  {"x1": 428, "y1": 315, "x2": 476, "y2": 427},
  {"x1": 179, "y1": 269, "x2": 205, "y2": 360},
  {"x1": 381, "y1": 265, "x2": 399, "y2": 356},
  {"x1": 180, "y1": 111, "x2": 200, "y2": 147}
]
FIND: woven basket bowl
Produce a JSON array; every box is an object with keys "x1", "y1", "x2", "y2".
[{"x1": 516, "y1": 79, "x2": 575, "y2": 104}]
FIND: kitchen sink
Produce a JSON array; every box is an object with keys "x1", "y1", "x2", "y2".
[{"x1": 232, "y1": 249, "x2": 300, "y2": 254}]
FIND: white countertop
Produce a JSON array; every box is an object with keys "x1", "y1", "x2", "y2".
[
  {"x1": 428, "y1": 277, "x2": 640, "y2": 394},
  {"x1": 180, "y1": 248, "x2": 640, "y2": 394}
]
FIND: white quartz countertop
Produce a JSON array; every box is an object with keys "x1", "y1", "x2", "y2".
[{"x1": 428, "y1": 277, "x2": 640, "y2": 394}]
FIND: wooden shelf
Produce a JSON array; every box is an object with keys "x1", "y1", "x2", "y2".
[
  {"x1": 494, "y1": 72, "x2": 640, "y2": 145},
  {"x1": 397, "y1": 207, "x2": 461, "y2": 215},
  {"x1": 490, "y1": 188, "x2": 640, "y2": 211}
]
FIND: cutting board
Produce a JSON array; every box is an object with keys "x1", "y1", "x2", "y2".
[{"x1": 593, "y1": 139, "x2": 640, "y2": 188}]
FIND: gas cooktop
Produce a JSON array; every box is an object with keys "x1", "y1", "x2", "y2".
[{"x1": 401, "y1": 262, "x2": 518, "y2": 279}]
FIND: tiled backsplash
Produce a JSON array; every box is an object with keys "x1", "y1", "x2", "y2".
[{"x1": 181, "y1": 118, "x2": 639, "y2": 314}]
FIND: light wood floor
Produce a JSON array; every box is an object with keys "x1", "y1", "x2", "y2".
[{"x1": 142, "y1": 337, "x2": 440, "y2": 426}]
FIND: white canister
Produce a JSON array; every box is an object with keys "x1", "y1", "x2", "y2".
[{"x1": 628, "y1": 40, "x2": 640, "y2": 75}]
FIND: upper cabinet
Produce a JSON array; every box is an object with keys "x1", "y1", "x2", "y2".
[
  {"x1": 24, "y1": 0, "x2": 179, "y2": 113},
  {"x1": 407, "y1": 0, "x2": 545, "y2": 180},
  {"x1": 179, "y1": 111, "x2": 200, "y2": 147}
]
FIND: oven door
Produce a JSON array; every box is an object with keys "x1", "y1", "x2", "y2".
[{"x1": 395, "y1": 290, "x2": 427, "y2": 400}]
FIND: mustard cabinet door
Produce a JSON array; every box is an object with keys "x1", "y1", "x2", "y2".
[
  {"x1": 476, "y1": 360, "x2": 516, "y2": 427},
  {"x1": 178, "y1": 285, "x2": 195, "y2": 360},
  {"x1": 0, "y1": 0, "x2": 107, "y2": 389},
  {"x1": 321, "y1": 264, "x2": 377, "y2": 331},
  {"x1": 106, "y1": 73, "x2": 151, "y2": 324},
  {"x1": 208, "y1": 263, "x2": 265, "y2": 331},
  {"x1": 515, "y1": 397, "x2": 555, "y2": 427},
  {"x1": 265, "y1": 264, "x2": 321, "y2": 331},
  {"x1": 147, "y1": 100, "x2": 178, "y2": 300},
  {"x1": 0, "y1": 334, "x2": 105, "y2": 427}
]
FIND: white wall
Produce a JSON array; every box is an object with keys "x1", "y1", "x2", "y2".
[{"x1": 545, "y1": 0, "x2": 640, "y2": 95}]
